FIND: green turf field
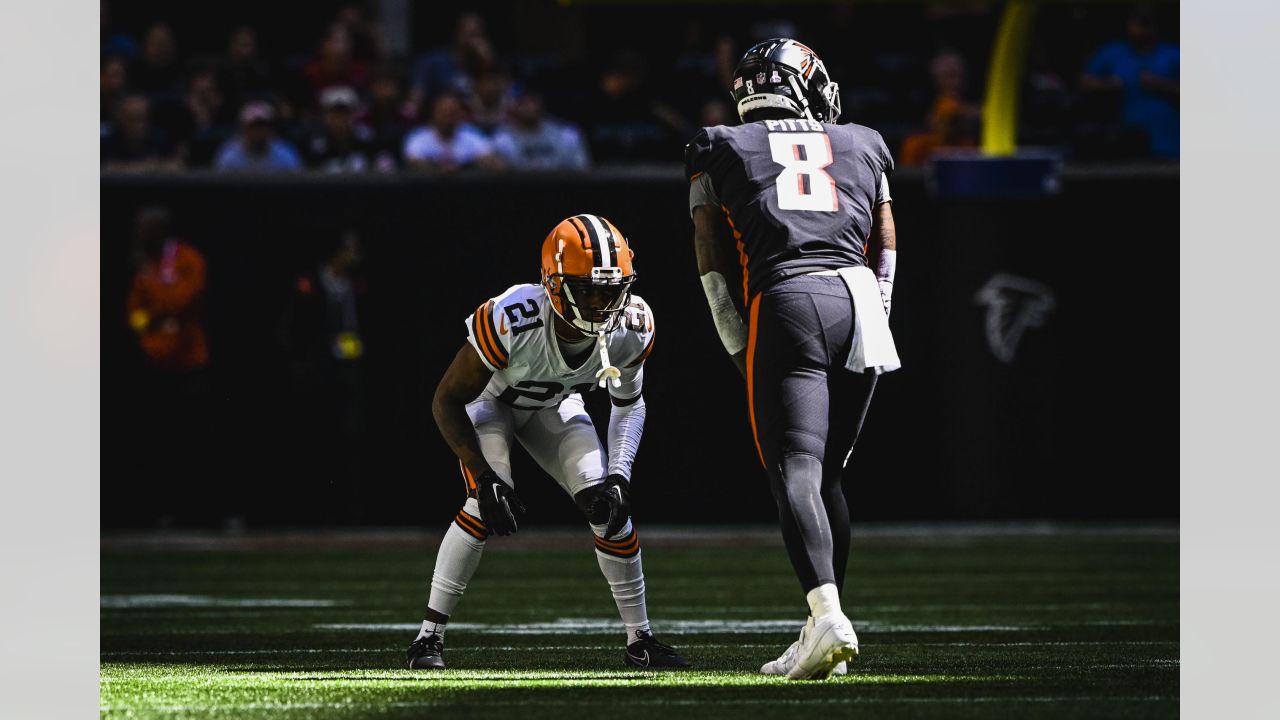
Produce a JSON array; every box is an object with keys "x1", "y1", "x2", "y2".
[{"x1": 101, "y1": 525, "x2": 1178, "y2": 718}]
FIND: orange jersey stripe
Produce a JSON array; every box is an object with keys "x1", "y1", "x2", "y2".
[
  {"x1": 482, "y1": 301, "x2": 509, "y2": 365},
  {"x1": 480, "y1": 301, "x2": 506, "y2": 367},
  {"x1": 689, "y1": 171, "x2": 705, "y2": 181},
  {"x1": 625, "y1": 334, "x2": 655, "y2": 368},
  {"x1": 746, "y1": 293, "x2": 765, "y2": 468},
  {"x1": 472, "y1": 303, "x2": 500, "y2": 368},
  {"x1": 721, "y1": 205, "x2": 750, "y2": 307}
]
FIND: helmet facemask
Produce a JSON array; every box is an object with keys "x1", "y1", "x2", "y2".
[{"x1": 545, "y1": 267, "x2": 636, "y2": 335}]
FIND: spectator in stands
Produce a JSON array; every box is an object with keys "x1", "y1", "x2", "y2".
[
  {"x1": 493, "y1": 90, "x2": 590, "y2": 171},
  {"x1": 214, "y1": 102, "x2": 302, "y2": 172},
  {"x1": 182, "y1": 67, "x2": 235, "y2": 167},
  {"x1": 101, "y1": 55, "x2": 129, "y2": 128},
  {"x1": 304, "y1": 23, "x2": 371, "y2": 96},
  {"x1": 408, "y1": 12, "x2": 495, "y2": 112},
  {"x1": 220, "y1": 27, "x2": 275, "y2": 111},
  {"x1": 102, "y1": 94, "x2": 183, "y2": 171},
  {"x1": 1082, "y1": 4, "x2": 1179, "y2": 159},
  {"x1": 100, "y1": 1, "x2": 138, "y2": 59},
  {"x1": 899, "y1": 49, "x2": 981, "y2": 166},
  {"x1": 586, "y1": 49, "x2": 688, "y2": 164},
  {"x1": 403, "y1": 94, "x2": 503, "y2": 172},
  {"x1": 467, "y1": 69, "x2": 516, "y2": 136},
  {"x1": 301, "y1": 86, "x2": 390, "y2": 172},
  {"x1": 359, "y1": 67, "x2": 417, "y2": 163},
  {"x1": 130, "y1": 22, "x2": 183, "y2": 98},
  {"x1": 334, "y1": 2, "x2": 386, "y2": 63}
]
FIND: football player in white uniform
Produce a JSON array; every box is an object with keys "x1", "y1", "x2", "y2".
[{"x1": 406, "y1": 214, "x2": 688, "y2": 671}]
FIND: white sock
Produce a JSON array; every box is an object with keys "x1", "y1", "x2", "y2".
[
  {"x1": 418, "y1": 618, "x2": 447, "y2": 641},
  {"x1": 806, "y1": 583, "x2": 842, "y2": 619},
  {"x1": 592, "y1": 520, "x2": 651, "y2": 645},
  {"x1": 417, "y1": 519, "x2": 486, "y2": 641}
]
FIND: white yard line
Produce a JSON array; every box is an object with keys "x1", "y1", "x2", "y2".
[
  {"x1": 313, "y1": 619, "x2": 1039, "y2": 635},
  {"x1": 101, "y1": 595, "x2": 344, "y2": 609},
  {"x1": 100, "y1": 522, "x2": 1178, "y2": 551}
]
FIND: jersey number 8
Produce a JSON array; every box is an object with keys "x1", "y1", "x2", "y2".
[{"x1": 768, "y1": 132, "x2": 838, "y2": 212}]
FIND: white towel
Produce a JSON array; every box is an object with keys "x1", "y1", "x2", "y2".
[{"x1": 836, "y1": 266, "x2": 901, "y2": 374}]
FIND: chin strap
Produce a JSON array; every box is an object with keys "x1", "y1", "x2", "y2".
[{"x1": 595, "y1": 331, "x2": 622, "y2": 389}]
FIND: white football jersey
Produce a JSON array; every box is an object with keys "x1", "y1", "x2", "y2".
[{"x1": 465, "y1": 283, "x2": 656, "y2": 409}]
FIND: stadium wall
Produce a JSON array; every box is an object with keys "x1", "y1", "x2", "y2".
[{"x1": 102, "y1": 167, "x2": 1177, "y2": 527}]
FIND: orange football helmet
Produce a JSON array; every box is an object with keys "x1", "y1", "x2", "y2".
[{"x1": 541, "y1": 214, "x2": 636, "y2": 334}]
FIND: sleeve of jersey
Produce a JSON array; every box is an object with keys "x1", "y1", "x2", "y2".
[
  {"x1": 684, "y1": 127, "x2": 714, "y2": 182},
  {"x1": 465, "y1": 299, "x2": 512, "y2": 371},
  {"x1": 874, "y1": 130, "x2": 896, "y2": 175},
  {"x1": 611, "y1": 302, "x2": 655, "y2": 404},
  {"x1": 607, "y1": 387, "x2": 645, "y2": 480}
]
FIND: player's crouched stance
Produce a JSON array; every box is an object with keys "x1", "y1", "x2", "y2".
[{"x1": 406, "y1": 214, "x2": 688, "y2": 671}]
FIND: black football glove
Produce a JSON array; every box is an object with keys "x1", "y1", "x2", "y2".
[
  {"x1": 476, "y1": 470, "x2": 526, "y2": 536},
  {"x1": 591, "y1": 474, "x2": 632, "y2": 539}
]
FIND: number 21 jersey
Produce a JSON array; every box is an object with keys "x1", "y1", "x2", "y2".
[
  {"x1": 684, "y1": 119, "x2": 894, "y2": 304},
  {"x1": 464, "y1": 283, "x2": 656, "y2": 410}
]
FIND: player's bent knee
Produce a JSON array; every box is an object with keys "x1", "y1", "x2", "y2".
[{"x1": 573, "y1": 484, "x2": 610, "y2": 525}]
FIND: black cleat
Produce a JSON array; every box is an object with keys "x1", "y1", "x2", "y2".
[
  {"x1": 407, "y1": 634, "x2": 446, "y2": 670},
  {"x1": 624, "y1": 629, "x2": 690, "y2": 669}
]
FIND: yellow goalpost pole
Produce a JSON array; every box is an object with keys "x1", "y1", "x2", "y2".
[{"x1": 982, "y1": 0, "x2": 1040, "y2": 156}]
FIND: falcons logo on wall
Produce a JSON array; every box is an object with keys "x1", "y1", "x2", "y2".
[{"x1": 973, "y1": 273, "x2": 1056, "y2": 364}]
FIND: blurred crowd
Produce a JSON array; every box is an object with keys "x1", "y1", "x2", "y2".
[{"x1": 101, "y1": 2, "x2": 1178, "y2": 173}]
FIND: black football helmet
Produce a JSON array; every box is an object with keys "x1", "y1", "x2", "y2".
[{"x1": 730, "y1": 38, "x2": 841, "y2": 124}]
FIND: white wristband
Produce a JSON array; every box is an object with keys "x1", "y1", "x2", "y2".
[
  {"x1": 876, "y1": 249, "x2": 896, "y2": 316},
  {"x1": 700, "y1": 271, "x2": 747, "y2": 355},
  {"x1": 876, "y1": 249, "x2": 896, "y2": 285}
]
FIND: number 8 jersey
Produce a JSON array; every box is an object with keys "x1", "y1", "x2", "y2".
[
  {"x1": 465, "y1": 283, "x2": 656, "y2": 410},
  {"x1": 684, "y1": 119, "x2": 894, "y2": 306}
]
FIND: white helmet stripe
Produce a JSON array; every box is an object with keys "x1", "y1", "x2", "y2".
[{"x1": 585, "y1": 214, "x2": 613, "y2": 268}]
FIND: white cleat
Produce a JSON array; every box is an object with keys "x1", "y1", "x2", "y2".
[
  {"x1": 784, "y1": 613, "x2": 858, "y2": 681},
  {"x1": 760, "y1": 639, "x2": 798, "y2": 675},
  {"x1": 761, "y1": 637, "x2": 847, "y2": 676}
]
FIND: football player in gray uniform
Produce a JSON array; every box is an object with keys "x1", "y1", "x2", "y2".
[{"x1": 687, "y1": 39, "x2": 901, "y2": 680}]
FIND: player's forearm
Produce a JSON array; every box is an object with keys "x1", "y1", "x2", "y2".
[
  {"x1": 693, "y1": 207, "x2": 749, "y2": 371},
  {"x1": 870, "y1": 203, "x2": 897, "y2": 316},
  {"x1": 431, "y1": 392, "x2": 491, "y2": 476},
  {"x1": 700, "y1": 270, "x2": 748, "y2": 352},
  {"x1": 606, "y1": 395, "x2": 646, "y2": 480}
]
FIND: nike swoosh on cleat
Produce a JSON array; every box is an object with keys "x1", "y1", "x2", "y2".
[{"x1": 628, "y1": 649, "x2": 650, "y2": 666}]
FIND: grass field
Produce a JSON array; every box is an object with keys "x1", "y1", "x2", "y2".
[{"x1": 101, "y1": 525, "x2": 1178, "y2": 718}]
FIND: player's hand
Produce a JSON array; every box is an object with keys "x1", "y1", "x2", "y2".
[
  {"x1": 476, "y1": 470, "x2": 526, "y2": 536},
  {"x1": 592, "y1": 474, "x2": 632, "y2": 538}
]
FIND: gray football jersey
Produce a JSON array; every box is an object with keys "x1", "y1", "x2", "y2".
[{"x1": 685, "y1": 119, "x2": 894, "y2": 303}]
